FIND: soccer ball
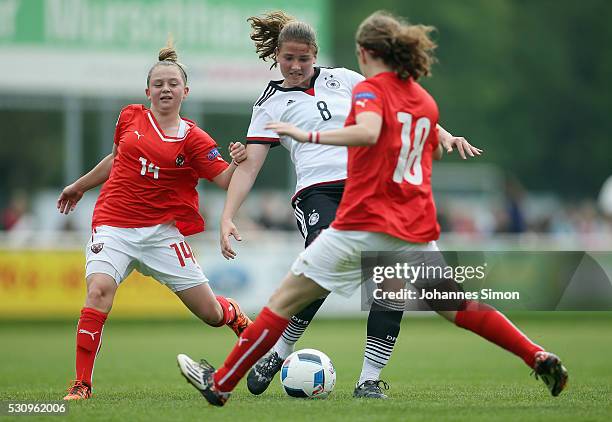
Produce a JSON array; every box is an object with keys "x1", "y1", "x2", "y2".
[{"x1": 280, "y1": 348, "x2": 336, "y2": 399}]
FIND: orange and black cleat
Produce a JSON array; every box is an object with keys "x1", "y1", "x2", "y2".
[
  {"x1": 226, "y1": 298, "x2": 252, "y2": 337},
  {"x1": 63, "y1": 380, "x2": 92, "y2": 400},
  {"x1": 532, "y1": 351, "x2": 568, "y2": 396}
]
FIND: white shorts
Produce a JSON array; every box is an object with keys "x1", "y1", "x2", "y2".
[
  {"x1": 291, "y1": 228, "x2": 440, "y2": 297},
  {"x1": 85, "y1": 223, "x2": 208, "y2": 292}
]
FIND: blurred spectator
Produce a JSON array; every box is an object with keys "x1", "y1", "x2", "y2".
[
  {"x1": 449, "y1": 211, "x2": 479, "y2": 234},
  {"x1": 6, "y1": 187, "x2": 612, "y2": 238},
  {"x1": 495, "y1": 176, "x2": 527, "y2": 233},
  {"x1": 1, "y1": 191, "x2": 29, "y2": 231},
  {"x1": 256, "y1": 191, "x2": 295, "y2": 231},
  {"x1": 572, "y1": 201, "x2": 608, "y2": 234}
]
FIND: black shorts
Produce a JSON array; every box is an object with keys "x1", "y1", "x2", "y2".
[{"x1": 292, "y1": 182, "x2": 345, "y2": 247}]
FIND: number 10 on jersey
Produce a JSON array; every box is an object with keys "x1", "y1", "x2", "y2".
[{"x1": 392, "y1": 112, "x2": 431, "y2": 186}]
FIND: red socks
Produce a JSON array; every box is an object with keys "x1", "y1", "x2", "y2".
[
  {"x1": 214, "y1": 307, "x2": 289, "y2": 392},
  {"x1": 455, "y1": 301, "x2": 543, "y2": 367},
  {"x1": 214, "y1": 296, "x2": 237, "y2": 326},
  {"x1": 75, "y1": 307, "x2": 108, "y2": 386}
]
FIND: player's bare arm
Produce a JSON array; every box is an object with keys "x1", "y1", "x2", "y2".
[
  {"x1": 211, "y1": 142, "x2": 247, "y2": 190},
  {"x1": 57, "y1": 144, "x2": 118, "y2": 214},
  {"x1": 220, "y1": 143, "x2": 270, "y2": 260},
  {"x1": 433, "y1": 143, "x2": 444, "y2": 160},
  {"x1": 266, "y1": 112, "x2": 383, "y2": 147},
  {"x1": 436, "y1": 124, "x2": 483, "y2": 159}
]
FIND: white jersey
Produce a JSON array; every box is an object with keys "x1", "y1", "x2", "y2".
[{"x1": 246, "y1": 67, "x2": 364, "y2": 197}]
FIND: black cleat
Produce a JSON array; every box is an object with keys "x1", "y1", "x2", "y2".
[
  {"x1": 177, "y1": 354, "x2": 230, "y2": 407},
  {"x1": 532, "y1": 351, "x2": 569, "y2": 397},
  {"x1": 246, "y1": 351, "x2": 284, "y2": 395},
  {"x1": 353, "y1": 380, "x2": 390, "y2": 399}
]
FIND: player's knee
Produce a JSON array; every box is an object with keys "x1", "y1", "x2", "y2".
[
  {"x1": 267, "y1": 288, "x2": 283, "y2": 313},
  {"x1": 198, "y1": 305, "x2": 224, "y2": 326},
  {"x1": 268, "y1": 280, "x2": 318, "y2": 318},
  {"x1": 85, "y1": 287, "x2": 112, "y2": 311},
  {"x1": 267, "y1": 288, "x2": 296, "y2": 318},
  {"x1": 85, "y1": 276, "x2": 116, "y2": 311}
]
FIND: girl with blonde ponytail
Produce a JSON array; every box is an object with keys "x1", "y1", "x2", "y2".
[{"x1": 58, "y1": 39, "x2": 253, "y2": 400}]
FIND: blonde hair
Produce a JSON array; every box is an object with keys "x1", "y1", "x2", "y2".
[
  {"x1": 248, "y1": 10, "x2": 318, "y2": 68},
  {"x1": 356, "y1": 11, "x2": 437, "y2": 80},
  {"x1": 146, "y1": 36, "x2": 188, "y2": 86}
]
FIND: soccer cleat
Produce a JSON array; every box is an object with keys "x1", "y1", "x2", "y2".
[
  {"x1": 177, "y1": 354, "x2": 230, "y2": 407},
  {"x1": 246, "y1": 350, "x2": 284, "y2": 395},
  {"x1": 63, "y1": 380, "x2": 92, "y2": 400},
  {"x1": 532, "y1": 351, "x2": 568, "y2": 397},
  {"x1": 353, "y1": 380, "x2": 390, "y2": 399},
  {"x1": 226, "y1": 298, "x2": 252, "y2": 337}
]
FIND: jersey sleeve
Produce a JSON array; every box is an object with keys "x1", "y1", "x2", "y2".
[
  {"x1": 430, "y1": 124, "x2": 440, "y2": 150},
  {"x1": 351, "y1": 81, "x2": 383, "y2": 117},
  {"x1": 246, "y1": 106, "x2": 281, "y2": 147},
  {"x1": 113, "y1": 105, "x2": 137, "y2": 146},
  {"x1": 188, "y1": 130, "x2": 230, "y2": 181},
  {"x1": 341, "y1": 68, "x2": 365, "y2": 90}
]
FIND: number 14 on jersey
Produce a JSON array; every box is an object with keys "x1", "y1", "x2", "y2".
[{"x1": 139, "y1": 157, "x2": 160, "y2": 179}]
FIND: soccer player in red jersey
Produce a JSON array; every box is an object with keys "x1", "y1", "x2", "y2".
[
  {"x1": 57, "y1": 42, "x2": 252, "y2": 400},
  {"x1": 223, "y1": 11, "x2": 481, "y2": 399},
  {"x1": 177, "y1": 11, "x2": 568, "y2": 406}
]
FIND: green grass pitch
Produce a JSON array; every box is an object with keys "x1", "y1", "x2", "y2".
[{"x1": 1, "y1": 313, "x2": 610, "y2": 421}]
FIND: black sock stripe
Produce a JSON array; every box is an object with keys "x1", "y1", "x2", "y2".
[
  {"x1": 364, "y1": 347, "x2": 392, "y2": 359},
  {"x1": 285, "y1": 326, "x2": 308, "y2": 335},
  {"x1": 283, "y1": 332, "x2": 304, "y2": 341},
  {"x1": 366, "y1": 336, "x2": 397, "y2": 348},
  {"x1": 284, "y1": 325, "x2": 308, "y2": 336},
  {"x1": 288, "y1": 322, "x2": 309, "y2": 330},
  {"x1": 365, "y1": 342, "x2": 395, "y2": 354},
  {"x1": 281, "y1": 330, "x2": 304, "y2": 341},
  {"x1": 364, "y1": 355, "x2": 387, "y2": 367},
  {"x1": 364, "y1": 350, "x2": 391, "y2": 361},
  {"x1": 365, "y1": 343, "x2": 394, "y2": 354}
]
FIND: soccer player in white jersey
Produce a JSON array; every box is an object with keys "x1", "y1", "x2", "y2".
[
  {"x1": 178, "y1": 11, "x2": 567, "y2": 407},
  {"x1": 219, "y1": 11, "x2": 482, "y2": 399}
]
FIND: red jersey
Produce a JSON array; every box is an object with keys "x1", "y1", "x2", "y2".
[
  {"x1": 331, "y1": 72, "x2": 441, "y2": 242},
  {"x1": 92, "y1": 104, "x2": 228, "y2": 236}
]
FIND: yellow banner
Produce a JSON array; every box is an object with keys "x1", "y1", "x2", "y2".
[{"x1": 0, "y1": 250, "x2": 192, "y2": 318}]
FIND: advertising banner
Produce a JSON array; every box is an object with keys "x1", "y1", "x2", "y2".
[{"x1": 0, "y1": 0, "x2": 331, "y2": 100}]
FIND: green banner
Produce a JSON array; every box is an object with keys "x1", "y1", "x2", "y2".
[{"x1": 0, "y1": 0, "x2": 330, "y2": 56}]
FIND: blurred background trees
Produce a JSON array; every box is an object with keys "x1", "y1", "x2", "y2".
[
  {"x1": 1, "y1": 0, "x2": 610, "y2": 232},
  {"x1": 331, "y1": 0, "x2": 611, "y2": 198}
]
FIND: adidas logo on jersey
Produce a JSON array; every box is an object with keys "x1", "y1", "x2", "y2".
[{"x1": 286, "y1": 99, "x2": 296, "y2": 106}]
